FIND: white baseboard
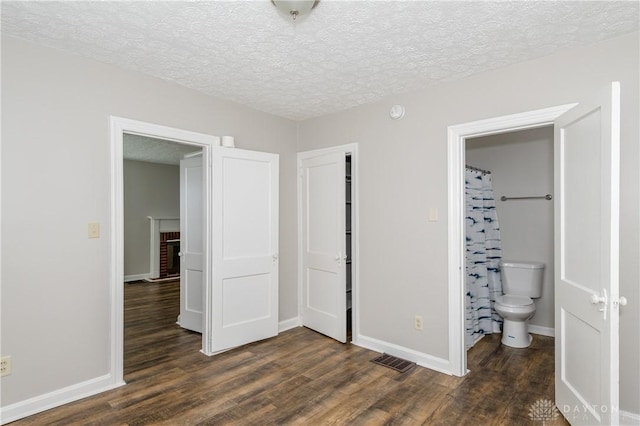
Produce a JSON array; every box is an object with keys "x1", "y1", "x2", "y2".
[
  {"x1": 528, "y1": 324, "x2": 555, "y2": 337},
  {"x1": 124, "y1": 273, "x2": 150, "y2": 282},
  {"x1": 353, "y1": 334, "x2": 452, "y2": 376},
  {"x1": 620, "y1": 409, "x2": 640, "y2": 425},
  {"x1": 278, "y1": 317, "x2": 300, "y2": 333},
  {"x1": 0, "y1": 374, "x2": 125, "y2": 425}
]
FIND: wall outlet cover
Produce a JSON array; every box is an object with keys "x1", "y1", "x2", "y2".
[{"x1": 1, "y1": 356, "x2": 12, "y2": 377}]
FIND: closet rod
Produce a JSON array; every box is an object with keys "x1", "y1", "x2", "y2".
[
  {"x1": 465, "y1": 165, "x2": 491, "y2": 174},
  {"x1": 500, "y1": 194, "x2": 553, "y2": 202}
]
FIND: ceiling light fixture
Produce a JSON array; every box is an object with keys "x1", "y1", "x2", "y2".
[{"x1": 271, "y1": 0, "x2": 319, "y2": 21}]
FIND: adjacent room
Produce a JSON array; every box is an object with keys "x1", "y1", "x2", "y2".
[{"x1": 1, "y1": 1, "x2": 638, "y2": 425}]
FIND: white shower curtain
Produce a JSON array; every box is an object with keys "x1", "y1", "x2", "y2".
[{"x1": 465, "y1": 168, "x2": 503, "y2": 348}]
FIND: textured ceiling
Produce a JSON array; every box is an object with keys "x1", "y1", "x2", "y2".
[
  {"x1": 2, "y1": 1, "x2": 638, "y2": 121},
  {"x1": 124, "y1": 134, "x2": 201, "y2": 165}
]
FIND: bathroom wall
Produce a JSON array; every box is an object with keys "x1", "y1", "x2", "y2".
[
  {"x1": 123, "y1": 159, "x2": 180, "y2": 279},
  {"x1": 466, "y1": 127, "x2": 555, "y2": 332}
]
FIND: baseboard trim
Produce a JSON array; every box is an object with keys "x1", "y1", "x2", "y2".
[
  {"x1": 620, "y1": 409, "x2": 640, "y2": 425},
  {"x1": 124, "y1": 273, "x2": 150, "y2": 282},
  {"x1": 353, "y1": 334, "x2": 452, "y2": 376},
  {"x1": 278, "y1": 317, "x2": 300, "y2": 333},
  {"x1": 528, "y1": 324, "x2": 555, "y2": 337},
  {"x1": 0, "y1": 374, "x2": 125, "y2": 425}
]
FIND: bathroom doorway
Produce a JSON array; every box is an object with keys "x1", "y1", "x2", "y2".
[
  {"x1": 464, "y1": 125, "x2": 555, "y2": 351},
  {"x1": 448, "y1": 85, "x2": 624, "y2": 424},
  {"x1": 446, "y1": 104, "x2": 575, "y2": 376}
]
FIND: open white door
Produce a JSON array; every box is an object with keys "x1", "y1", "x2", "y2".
[
  {"x1": 300, "y1": 152, "x2": 347, "y2": 343},
  {"x1": 179, "y1": 153, "x2": 204, "y2": 333},
  {"x1": 210, "y1": 147, "x2": 279, "y2": 353},
  {"x1": 554, "y1": 82, "x2": 622, "y2": 425}
]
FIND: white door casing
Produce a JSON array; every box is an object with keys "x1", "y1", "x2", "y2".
[
  {"x1": 447, "y1": 104, "x2": 576, "y2": 377},
  {"x1": 111, "y1": 116, "x2": 218, "y2": 381},
  {"x1": 299, "y1": 152, "x2": 347, "y2": 343},
  {"x1": 179, "y1": 153, "x2": 204, "y2": 333},
  {"x1": 209, "y1": 146, "x2": 279, "y2": 353},
  {"x1": 554, "y1": 82, "x2": 621, "y2": 425}
]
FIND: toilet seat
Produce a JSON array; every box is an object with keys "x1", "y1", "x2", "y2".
[{"x1": 496, "y1": 294, "x2": 533, "y2": 308}]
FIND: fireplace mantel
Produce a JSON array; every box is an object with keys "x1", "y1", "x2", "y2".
[{"x1": 148, "y1": 216, "x2": 179, "y2": 279}]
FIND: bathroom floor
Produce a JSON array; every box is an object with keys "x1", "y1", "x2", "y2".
[{"x1": 463, "y1": 333, "x2": 569, "y2": 425}]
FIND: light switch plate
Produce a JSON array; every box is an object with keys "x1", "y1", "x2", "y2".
[
  {"x1": 88, "y1": 222, "x2": 100, "y2": 239},
  {"x1": 428, "y1": 208, "x2": 438, "y2": 222}
]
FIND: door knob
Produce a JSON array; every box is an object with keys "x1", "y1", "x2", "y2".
[
  {"x1": 590, "y1": 289, "x2": 608, "y2": 319},
  {"x1": 614, "y1": 296, "x2": 628, "y2": 307}
]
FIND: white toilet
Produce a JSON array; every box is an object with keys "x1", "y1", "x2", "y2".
[{"x1": 494, "y1": 260, "x2": 545, "y2": 348}]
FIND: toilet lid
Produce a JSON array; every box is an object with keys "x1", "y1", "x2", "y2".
[{"x1": 497, "y1": 294, "x2": 533, "y2": 307}]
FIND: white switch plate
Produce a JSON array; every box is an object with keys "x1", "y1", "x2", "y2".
[
  {"x1": 428, "y1": 208, "x2": 438, "y2": 222},
  {"x1": 88, "y1": 222, "x2": 100, "y2": 239}
]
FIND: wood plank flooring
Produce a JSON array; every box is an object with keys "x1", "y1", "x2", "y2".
[{"x1": 11, "y1": 280, "x2": 568, "y2": 425}]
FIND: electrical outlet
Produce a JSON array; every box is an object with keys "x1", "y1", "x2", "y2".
[
  {"x1": 0, "y1": 356, "x2": 11, "y2": 377},
  {"x1": 414, "y1": 315, "x2": 424, "y2": 331}
]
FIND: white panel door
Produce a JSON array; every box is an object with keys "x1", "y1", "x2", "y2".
[
  {"x1": 300, "y1": 152, "x2": 347, "y2": 343},
  {"x1": 554, "y1": 82, "x2": 621, "y2": 425},
  {"x1": 210, "y1": 147, "x2": 279, "y2": 352},
  {"x1": 179, "y1": 153, "x2": 204, "y2": 333}
]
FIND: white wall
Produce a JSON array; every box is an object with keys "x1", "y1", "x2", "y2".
[
  {"x1": 1, "y1": 36, "x2": 298, "y2": 409},
  {"x1": 466, "y1": 127, "x2": 555, "y2": 331},
  {"x1": 123, "y1": 160, "x2": 180, "y2": 278},
  {"x1": 297, "y1": 32, "x2": 639, "y2": 413}
]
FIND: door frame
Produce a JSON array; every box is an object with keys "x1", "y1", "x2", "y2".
[
  {"x1": 297, "y1": 143, "x2": 360, "y2": 343},
  {"x1": 446, "y1": 104, "x2": 576, "y2": 376},
  {"x1": 110, "y1": 116, "x2": 219, "y2": 384}
]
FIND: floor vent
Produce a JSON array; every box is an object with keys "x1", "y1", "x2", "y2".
[{"x1": 370, "y1": 353, "x2": 416, "y2": 373}]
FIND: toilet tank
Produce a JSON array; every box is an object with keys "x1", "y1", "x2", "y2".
[{"x1": 500, "y1": 261, "x2": 545, "y2": 298}]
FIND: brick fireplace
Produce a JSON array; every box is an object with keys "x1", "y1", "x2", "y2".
[
  {"x1": 148, "y1": 217, "x2": 180, "y2": 280},
  {"x1": 159, "y1": 231, "x2": 180, "y2": 278}
]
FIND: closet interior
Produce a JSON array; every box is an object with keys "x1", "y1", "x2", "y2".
[{"x1": 346, "y1": 154, "x2": 353, "y2": 338}]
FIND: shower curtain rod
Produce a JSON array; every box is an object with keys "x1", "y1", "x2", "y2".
[{"x1": 465, "y1": 165, "x2": 491, "y2": 174}]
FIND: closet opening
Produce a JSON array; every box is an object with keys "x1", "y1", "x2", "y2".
[{"x1": 346, "y1": 153, "x2": 353, "y2": 341}]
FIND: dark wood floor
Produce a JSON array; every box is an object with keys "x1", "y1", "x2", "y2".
[{"x1": 12, "y1": 280, "x2": 567, "y2": 425}]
